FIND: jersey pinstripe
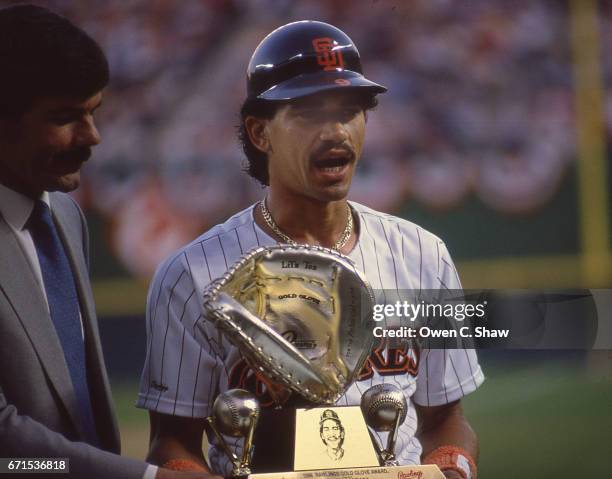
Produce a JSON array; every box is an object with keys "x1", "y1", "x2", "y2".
[{"x1": 137, "y1": 201, "x2": 484, "y2": 474}]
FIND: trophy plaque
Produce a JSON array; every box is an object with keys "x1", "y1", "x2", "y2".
[
  {"x1": 293, "y1": 406, "x2": 379, "y2": 470},
  {"x1": 201, "y1": 245, "x2": 445, "y2": 479}
]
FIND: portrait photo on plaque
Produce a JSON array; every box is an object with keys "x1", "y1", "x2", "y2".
[{"x1": 294, "y1": 406, "x2": 379, "y2": 470}]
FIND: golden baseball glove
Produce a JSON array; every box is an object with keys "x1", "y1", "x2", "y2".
[{"x1": 201, "y1": 244, "x2": 375, "y2": 404}]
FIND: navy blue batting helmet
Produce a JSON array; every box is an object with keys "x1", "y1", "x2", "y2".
[{"x1": 246, "y1": 20, "x2": 387, "y2": 101}]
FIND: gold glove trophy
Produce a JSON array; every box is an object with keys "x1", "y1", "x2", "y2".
[{"x1": 201, "y1": 245, "x2": 444, "y2": 479}]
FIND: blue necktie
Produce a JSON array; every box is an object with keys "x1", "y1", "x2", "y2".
[{"x1": 28, "y1": 200, "x2": 99, "y2": 445}]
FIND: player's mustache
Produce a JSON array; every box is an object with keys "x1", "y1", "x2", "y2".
[
  {"x1": 54, "y1": 146, "x2": 92, "y2": 163},
  {"x1": 311, "y1": 142, "x2": 354, "y2": 162}
]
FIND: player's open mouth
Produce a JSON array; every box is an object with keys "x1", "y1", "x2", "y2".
[{"x1": 311, "y1": 149, "x2": 353, "y2": 178}]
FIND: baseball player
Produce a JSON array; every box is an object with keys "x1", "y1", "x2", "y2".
[
  {"x1": 137, "y1": 21, "x2": 484, "y2": 479},
  {"x1": 319, "y1": 409, "x2": 346, "y2": 462}
]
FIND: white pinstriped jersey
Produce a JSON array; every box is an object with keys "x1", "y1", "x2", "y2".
[{"x1": 137, "y1": 201, "x2": 484, "y2": 475}]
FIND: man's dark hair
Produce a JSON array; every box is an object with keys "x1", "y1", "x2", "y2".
[
  {"x1": 0, "y1": 4, "x2": 109, "y2": 116},
  {"x1": 239, "y1": 93, "x2": 378, "y2": 186}
]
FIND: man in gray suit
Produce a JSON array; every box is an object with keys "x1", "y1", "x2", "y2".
[{"x1": 0, "y1": 5, "x2": 218, "y2": 479}]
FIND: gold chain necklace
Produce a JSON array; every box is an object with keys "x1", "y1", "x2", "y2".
[{"x1": 260, "y1": 197, "x2": 353, "y2": 251}]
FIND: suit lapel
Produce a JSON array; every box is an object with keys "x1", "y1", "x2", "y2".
[{"x1": 0, "y1": 216, "x2": 83, "y2": 434}]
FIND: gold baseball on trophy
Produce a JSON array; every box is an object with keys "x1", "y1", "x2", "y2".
[
  {"x1": 360, "y1": 383, "x2": 407, "y2": 432},
  {"x1": 212, "y1": 389, "x2": 261, "y2": 437},
  {"x1": 206, "y1": 389, "x2": 260, "y2": 477},
  {"x1": 360, "y1": 384, "x2": 409, "y2": 467}
]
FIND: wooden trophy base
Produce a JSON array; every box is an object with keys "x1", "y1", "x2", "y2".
[{"x1": 250, "y1": 464, "x2": 445, "y2": 479}]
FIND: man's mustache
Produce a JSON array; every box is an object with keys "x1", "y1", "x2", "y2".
[{"x1": 54, "y1": 146, "x2": 92, "y2": 163}]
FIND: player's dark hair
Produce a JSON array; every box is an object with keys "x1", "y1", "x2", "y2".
[
  {"x1": 0, "y1": 4, "x2": 109, "y2": 117},
  {"x1": 239, "y1": 93, "x2": 378, "y2": 186},
  {"x1": 238, "y1": 98, "x2": 281, "y2": 187}
]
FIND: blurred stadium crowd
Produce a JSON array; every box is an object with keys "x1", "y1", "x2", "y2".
[{"x1": 5, "y1": 0, "x2": 597, "y2": 276}]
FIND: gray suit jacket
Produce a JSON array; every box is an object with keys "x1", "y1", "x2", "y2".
[{"x1": 0, "y1": 192, "x2": 147, "y2": 478}]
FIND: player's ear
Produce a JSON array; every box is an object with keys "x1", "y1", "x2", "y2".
[{"x1": 245, "y1": 116, "x2": 270, "y2": 154}]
